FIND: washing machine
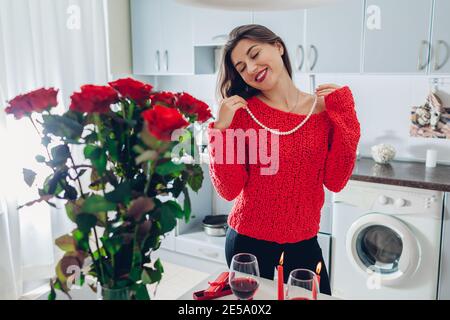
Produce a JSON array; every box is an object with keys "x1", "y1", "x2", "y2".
[
  {"x1": 331, "y1": 180, "x2": 444, "y2": 299},
  {"x1": 438, "y1": 192, "x2": 450, "y2": 300}
]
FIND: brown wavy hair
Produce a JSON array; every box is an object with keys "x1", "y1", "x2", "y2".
[{"x1": 216, "y1": 24, "x2": 293, "y2": 102}]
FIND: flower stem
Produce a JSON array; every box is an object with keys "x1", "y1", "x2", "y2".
[
  {"x1": 143, "y1": 160, "x2": 155, "y2": 195},
  {"x1": 28, "y1": 116, "x2": 52, "y2": 160},
  {"x1": 68, "y1": 151, "x2": 86, "y2": 199},
  {"x1": 93, "y1": 227, "x2": 107, "y2": 286}
]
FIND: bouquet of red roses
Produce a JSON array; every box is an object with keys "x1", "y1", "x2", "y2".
[{"x1": 5, "y1": 78, "x2": 213, "y2": 300}]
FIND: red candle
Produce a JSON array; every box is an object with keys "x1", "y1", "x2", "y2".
[
  {"x1": 312, "y1": 262, "x2": 322, "y2": 300},
  {"x1": 278, "y1": 252, "x2": 285, "y2": 300}
]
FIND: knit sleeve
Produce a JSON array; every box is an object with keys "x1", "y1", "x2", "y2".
[
  {"x1": 323, "y1": 86, "x2": 361, "y2": 192},
  {"x1": 207, "y1": 109, "x2": 248, "y2": 201}
]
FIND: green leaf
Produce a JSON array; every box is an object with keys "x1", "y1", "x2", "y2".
[
  {"x1": 104, "y1": 182, "x2": 132, "y2": 204},
  {"x1": 133, "y1": 283, "x2": 150, "y2": 300},
  {"x1": 101, "y1": 236, "x2": 122, "y2": 256},
  {"x1": 187, "y1": 165, "x2": 204, "y2": 192},
  {"x1": 152, "y1": 201, "x2": 179, "y2": 234},
  {"x1": 55, "y1": 234, "x2": 77, "y2": 252},
  {"x1": 89, "y1": 168, "x2": 105, "y2": 191},
  {"x1": 41, "y1": 172, "x2": 66, "y2": 196},
  {"x1": 65, "y1": 199, "x2": 82, "y2": 223},
  {"x1": 105, "y1": 136, "x2": 119, "y2": 162},
  {"x1": 154, "y1": 258, "x2": 164, "y2": 273},
  {"x1": 129, "y1": 266, "x2": 141, "y2": 283},
  {"x1": 42, "y1": 114, "x2": 84, "y2": 140},
  {"x1": 155, "y1": 160, "x2": 185, "y2": 176},
  {"x1": 169, "y1": 178, "x2": 185, "y2": 198},
  {"x1": 141, "y1": 267, "x2": 162, "y2": 285},
  {"x1": 72, "y1": 229, "x2": 90, "y2": 252},
  {"x1": 81, "y1": 195, "x2": 116, "y2": 213},
  {"x1": 84, "y1": 145, "x2": 107, "y2": 176},
  {"x1": 35, "y1": 155, "x2": 46, "y2": 163},
  {"x1": 75, "y1": 213, "x2": 97, "y2": 233},
  {"x1": 140, "y1": 226, "x2": 160, "y2": 253},
  {"x1": 48, "y1": 287, "x2": 56, "y2": 300},
  {"x1": 23, "y1": 168, "x2": 37, "y2": 187},
  {"x1": 63, "y1": 110, "x2": 84, "y2": 124},
  {"x1": 183, "y1": 188, "x2": 191, "y2": 223},
  {"x1": 63, "y1": 184, "x2": 78, "y2": 200},
  {"x1": 75, "y1": 169, "x2": 87, "y2": 179},
  {"x1": 50, "y1": 144, "x2": 70, "y2": 167},
  {"x1": 42, "y1": 136, "x2": 51, "y2": 147},
  {"x1": 83, "y1": 131, "x2": 98, "y2": 144}
]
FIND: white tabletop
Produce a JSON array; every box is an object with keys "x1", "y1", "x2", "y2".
[{"x1": 177, "y1": 268, "x2": 339, "y2": 300}]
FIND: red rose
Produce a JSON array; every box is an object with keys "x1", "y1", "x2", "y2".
[
  {"x1": 176, "y1": 92, "x2": 212, "y2": 123},
  {"x1": 69, "y1": 85, "x2": 119, "y2": 113},
  {"x1": 150, "y1": 91, "x2": 177, "y2": 107},
  {"x1": 142, "y1": 104, "x2": 189, "y2": 141},
  {"x1": 5, "y1": 87, "x2": 58, "y2": 119},
  {"x1": 108, "y1": 77, "x2": 153, "y2": 106}
]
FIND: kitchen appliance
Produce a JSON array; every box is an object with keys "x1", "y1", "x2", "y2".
[
  {"x1": 202, "y1": 214, "x2": 228, "y2": 236},
  {"x1": 331, "y1": 180, "x2": 444, "y2": 299},
  {"x1": 438, "y1": 192, "x2": 450, "y2": 300}
]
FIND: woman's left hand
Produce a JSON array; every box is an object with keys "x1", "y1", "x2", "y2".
[{"x1": 315, "y1": 84, "x2": 342, "y2": 97}]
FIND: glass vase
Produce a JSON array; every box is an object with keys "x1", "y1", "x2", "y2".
[{"x1": 101, "y1": 286, "x2": 131, "y2": 300}]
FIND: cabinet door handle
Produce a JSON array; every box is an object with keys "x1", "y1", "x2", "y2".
[
  {"x1": 164, "y1": 50, "x2": 169, "y2": 71},
  {"x1": 198, "y1": 248, "x2": 219, "y2": 258},
  {"x1": 155, "y1": 50, "x2": 160, "y2": 72},
  {"x1": 434, "y1": 40, "x2": 449, "y2": 71},
  {"x1": 296, "y1": 45, "x2": 305, "y2": 71},
  {"x1": 211, "y1": 34, "x2": 228, "y2": 41},
  {"x1": 308, "y1": 44, "x2": 318, "y2": 71},
  {"x1": 417, "y1": 40, "x2": 431, "y2": 71}
]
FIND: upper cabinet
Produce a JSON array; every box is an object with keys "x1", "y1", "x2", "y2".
[
  {"x1": 131, "y1": 0, "x2": 160, "y2": 75},
  {"x1": 253, "y1": 10, "x2": 305, "y2": 73},
  {"x1": 305, "y1": 0, "x2": 363, "y2": 73},
  {"x1": 192, "y1": 8, "x2": 252, "y2": 46},
  {"x1": 363, "y1": 0, "x2": 433, "y2": 74},
  {"x1": 131, "y1": 0, "x2": 194, "y2": 75},
  {"x1": 130, "y1": 0, "x2": 450, "y2": 76},
  {"x1": 430, "y1": 0, "x2": 450, "y2": 74}
]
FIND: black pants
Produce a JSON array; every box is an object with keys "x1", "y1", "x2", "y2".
[{"x1": 225, "y1": 227, "x2": 331, "y2": 295}]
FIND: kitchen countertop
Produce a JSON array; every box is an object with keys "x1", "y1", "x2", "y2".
[
  {"x1": 350, "y1": 157, "x2": 450, "y2": 192},
  {"x1": 177, "y1": 268, "x2": 338, "y2": 300}
]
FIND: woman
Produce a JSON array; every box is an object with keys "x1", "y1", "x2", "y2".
[{"x1": 207, "y1": 24, "x2": 361, "y2": 296}]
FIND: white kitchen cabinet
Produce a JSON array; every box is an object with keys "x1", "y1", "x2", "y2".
[
  {"x1": 192, "y1": 8, "x2": 252, "y2": 46},
  {"x1": 131, "y1": 0, "x2": 194, "y2": 75},
  {"x1": 253, "y1": 10, "x2": 306, "y2": 73},
  {"x1": 363, "y1": 0, "x2": 433, "y2": 74},
  {"x1": 175, "y1": 231, "x2": 226, "y2": 264},
  {"x1": 430, "y1": 0, "x2": 450, "y2": 74},
  {"x1": 305, "y1": 0, "x2": 363, "y2": 73}
]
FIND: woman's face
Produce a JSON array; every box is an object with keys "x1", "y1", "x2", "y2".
[{"x1": 230, "y1": 38, "x2": 285, "y2": 91}]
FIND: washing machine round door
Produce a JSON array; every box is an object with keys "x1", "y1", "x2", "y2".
[{"x1": 346, "y1": 213, "x2": 420, "y2": 285}]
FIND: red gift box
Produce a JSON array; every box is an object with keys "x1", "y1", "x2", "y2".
[{"x1": 193, "y1": 272, "x2": 232, "y2": 300}]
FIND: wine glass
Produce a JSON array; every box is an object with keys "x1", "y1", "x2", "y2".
[
  {"x1": 229, "y1": 253, "x2": 260, "y2": 300},
  {"x1": 286, "y1": 268, "x2": 319, "y2": 300}
]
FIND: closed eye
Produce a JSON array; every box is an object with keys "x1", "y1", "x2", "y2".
[{"x1": 239, "y1": 52, "x2": 260, "y2": 73}]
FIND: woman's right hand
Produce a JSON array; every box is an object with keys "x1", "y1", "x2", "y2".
[{"x1": 213, "y1": 95, "x2": 248, "y2": 130}]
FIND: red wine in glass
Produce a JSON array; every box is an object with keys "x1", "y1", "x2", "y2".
[
  {"x1": 290, "y1": 297, "x2": 310, "y2": 300},
  {"x1": 230, "y1": 277, "x2": 259, "y2": 300}
]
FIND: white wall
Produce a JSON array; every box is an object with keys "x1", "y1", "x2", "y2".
[{"x1": 105, "y1": 0, "x2": 133, "y2": 78}]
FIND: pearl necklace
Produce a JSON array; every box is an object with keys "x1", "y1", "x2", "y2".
[{"x1": 245, "y1": 94, "x2": 318, "y2": 135}]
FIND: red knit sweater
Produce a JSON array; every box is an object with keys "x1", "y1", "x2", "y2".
[{"x1": 207, "y1": 86, "x2": 361, "y2": 244}]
